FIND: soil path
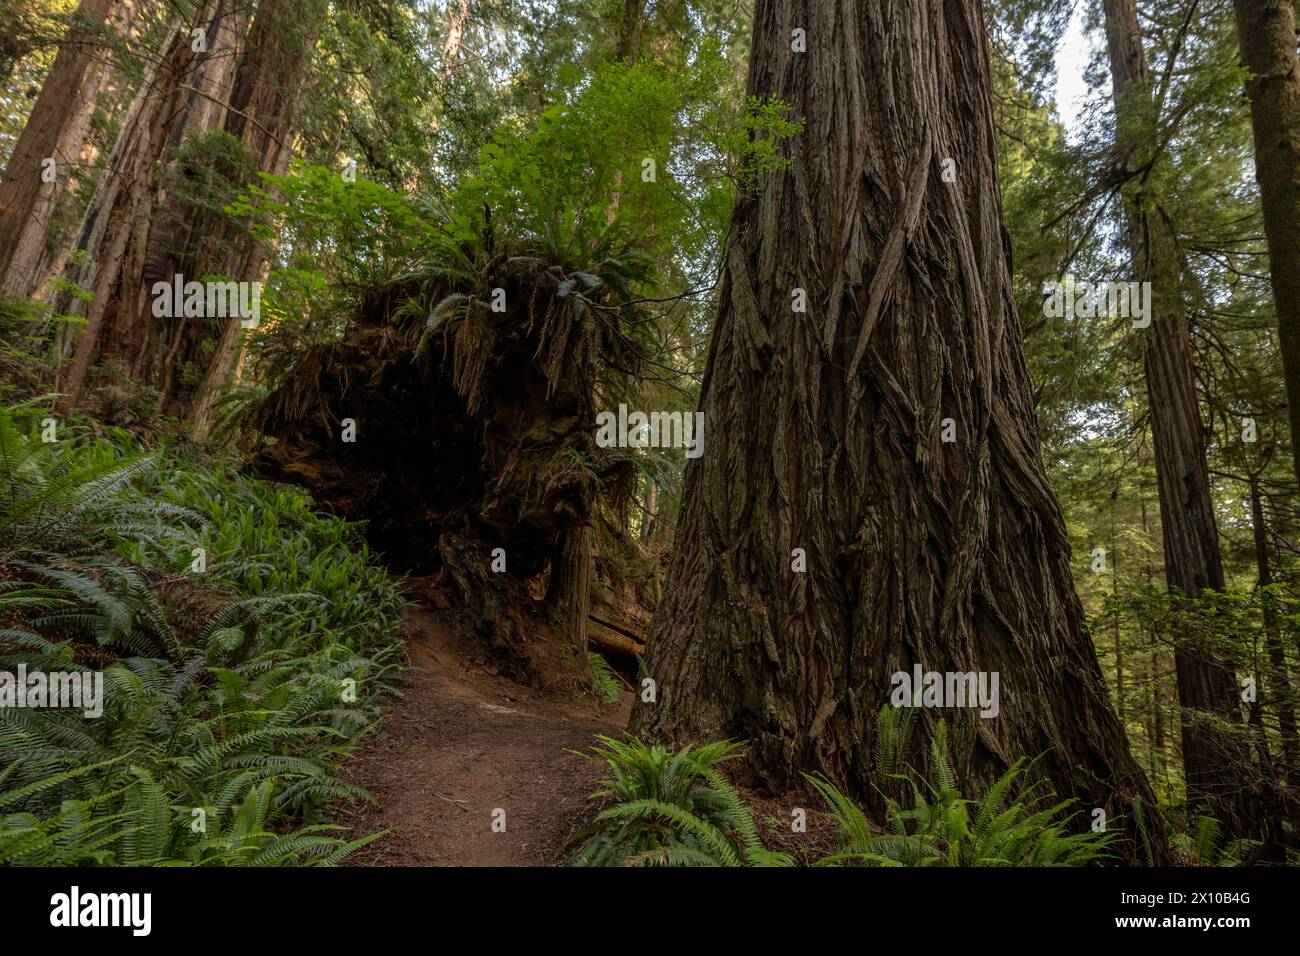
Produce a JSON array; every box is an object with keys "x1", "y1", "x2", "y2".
[{"x1": 337, "y1": 604, "x2": 632, "y2": 866}]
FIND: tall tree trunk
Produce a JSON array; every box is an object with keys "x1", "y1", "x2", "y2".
[
  {"x1": 1111, "y1": 515, "x2": 1124, "y2": 720},
  {"x1": 427, "y1": 0, "x2": 470, "y2": 139},
  {"x1": 188, "y1": 0, "x2": 319, "y2": 434},
  {"x1": 130, "y1": 0, "x2": 250, "y2": 389},
  {"x1": 1233, "y1": 0, "x2": 1300, "y2": 492},
  {"x1": 180, "y1": 0, "x2": 247, "y2": 134},
  {"x1": 632, "y1": 0, "x2": 1164, "y2": 861},
  {"x1": 0, "y1": 0, "x2": 131, "y2": 299},
  {"x1": 1249, "y1": 476, "x2": 1299, "y2": 781},
  {"x1": 440, "y1": 0, "x2": 470, "y2": 83},
  {"x1": 615, "y1": 0, "x2": 647, "y2": 63},
  {"x1": 57, "y1": 0, "x2": 249, "y2": 412},
  {"x1": 547, "y1": 522, "x2": 592, "y2": 654},
  {"x1": 1142, "y1": 499, "x2": 1166, "y2": 788},
  {"x1": 1100, "y1": 0, "x2": 1252, "y2": 835},
  {"x1": 605, "y1": 0, "x2": 647, "y2": 223},
  {"x1": 56, "y1": 7, "x2": 213, "y2": 412},
  {"x1": 641, "y1": 478, "x2": 658, "y2": 542}
]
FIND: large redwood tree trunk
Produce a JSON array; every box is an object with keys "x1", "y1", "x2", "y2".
[
  {"x1": 56, "y1": 16, "x2": 201, "y2": 412},
  {"x1": 125, "y1": 0, "x2": 250, "y2": 391},
  {"x1": 632, "y1": 0, "x2": 1163, "y2": 859},
  {"x1": 56, "y1": 0, "x2": 249, "y2": 412},
  {"x1": 188, "y1": 0, "x2": 319, "y2": 433},
  {"x1": 1100, "y1": 0, "x2": 1252, "y2": 835}
]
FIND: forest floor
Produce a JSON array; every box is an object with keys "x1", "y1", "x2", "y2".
[{"x1": 334, "y1": 600, "x2": 633, "y2": 866}]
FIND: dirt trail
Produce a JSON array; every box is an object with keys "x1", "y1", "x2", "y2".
[{"x1": 336, "y1": 604, "x2": 632, "y2": 866}]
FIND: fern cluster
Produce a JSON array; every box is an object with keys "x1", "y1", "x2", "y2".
[
  {"x1": 0, "y1": 404, "x2": 403, "y2": 865},
  {"x1": 1172, "y1": 814, "x2": 1260, "y2": 866},
  {"x1": 569, "y1": 727, "x2": 1112, "y2": 868},
  {"x1": 570, "y1": 735, "x2": 791, "y2": 867},
  {"x1": 807, "y1": 719, "x2": 1114, "y2": 867},
  {"x1": 586, "y1": 652, "x2": 622, "y2": 705}
]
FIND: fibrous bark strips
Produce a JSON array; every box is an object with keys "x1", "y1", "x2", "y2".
[{"x1": 631, "y1": 0, "x2": 1165, "y2": 860}]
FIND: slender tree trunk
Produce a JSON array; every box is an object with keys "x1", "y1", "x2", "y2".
[
  {"x1": 632, "y1": 0, "x2": 1164, "y2": 861},
  {"x1": 186, "y1": 281, "x2": 247, "y2": 431},
  {"x1": 427, "y1": 0, "x2": 470, "y2": 139},
  {"x1": 547, "y1": 522, "x2": 592, "y2": 654},
  {"x1": 1249, "y1": 476, "x2": 1299, "y2": 781},
  {"x1": 1142, "y1": 499, "x2": 1166, "y2": 786},
  {"x1": 606, "y1": 0, "x2": 647, "y2": 223},
  {"x1": 1145, "y1": 641, "x2": 1156, "y2": 778},
  {"x1": 1100, "y1": 0, "x2": 1251, "y2": 835},
  {"x1": 615, "y1": 0, "x2": 647, "y2": 63},
  {"x1": 642, "y1": 478, "x2": 658, "y2": 542},
  {"x1": 1232, "y1": 0, "x2": 1300, "y2": 492},
  {"x1": 440, "y1": 0, "x2": 470, "y2": 83},
  {"x1": 1111, "y1": 516, "x2": 1124, "y2": 720},
  {"x1": 0, "y1": 0, "x2": 130, "y2": 298}
]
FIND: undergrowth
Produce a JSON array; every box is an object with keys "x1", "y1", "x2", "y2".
[
  {"x1": 806, "y1": 722, "x2": 1114, "y2": 866},
  {"x1": 0, "y1": 402, "x2": 404, "y2": 865},
  {"x1": 569, "y1": 735, "x2": 792, "y2": 867},
  {"x1": 586, "y1": 652, "x2": 622, "y2": 706},
  {"x1": 571, "y1": 721, "x2": 1115, "y2": 867}
]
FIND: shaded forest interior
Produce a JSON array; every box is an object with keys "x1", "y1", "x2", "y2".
[{"x1": 1, "y1": 0, "x2": 1300, "y2": 868}]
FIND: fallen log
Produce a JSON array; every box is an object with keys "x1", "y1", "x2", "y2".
[{"x1": 586, "y1": 616, "x2": 645, "y2": 656}]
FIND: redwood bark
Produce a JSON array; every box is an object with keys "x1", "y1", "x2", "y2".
[
  {"x1": 0, "y1": 0, "x2": 130, "y2": 299},
  {"x1": 58, "y1": 0, "x2": 267, "y2": 412},
  {"x1": 428, "y1": 0, "x2": 470, "y2": 138},
  {"x1": 1100, "y1": 0, "x2": 1252, "y2": 833},
  {"x1": 189, "y1": 0, "x2": 318, "y2": 433},
  {"x1": 631, "y1": 0, "x2": 1164, "y2": 860},
  {"x1": 547, "y1": 522, "x2": 593, "y2": 654},
  {"x1": 130, "y1": 0, "x2": 250, "y2": 390},
  {"x1": 1233, "y1": 0, "x2": 1300, "y2": 493},
  {"x1": 57, "y1": 17, "x2": 202, "y2": 412}
]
